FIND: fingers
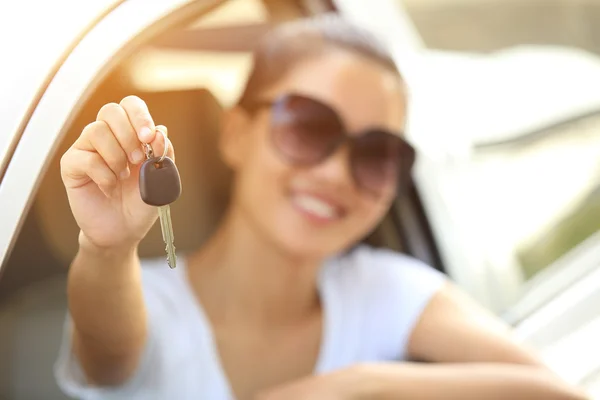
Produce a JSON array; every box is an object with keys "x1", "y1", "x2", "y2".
[
  {"x1": 119, "y1": 95, "x2": 156, "y2": 144},
  {"x1": 62, "y1": 96, "x2": 175, "y2": 198},
  {"x1": 61, "y1": 149, "x2": 117, "y2": 197},
  {"x1": 97, "y1": 102, "x2": 145, "y2": 164},
  {"x1": 75, "y1": 121, "x2": 130, "y2": 180}
]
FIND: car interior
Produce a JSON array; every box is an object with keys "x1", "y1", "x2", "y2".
[{"x1": 0, "y1": 1, "x2": 444, "y2": 398}]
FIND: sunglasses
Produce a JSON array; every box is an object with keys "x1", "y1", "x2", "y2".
[{"x1": 239, "y1": 93, "x2": 416, "y2": 195}]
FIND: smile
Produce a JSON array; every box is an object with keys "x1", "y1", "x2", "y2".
[{"x1": 291, "y1": 193, "x2": 344, "y2": 222}]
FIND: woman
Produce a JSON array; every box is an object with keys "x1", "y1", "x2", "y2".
[{"x1": 55, "y1": 14, "x2": 587, "y2": 400}]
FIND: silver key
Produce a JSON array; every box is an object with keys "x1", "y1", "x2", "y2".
[
  {"x1": 139, "y1": 130, "x2": 182, "y2": 269},
  {"x1": 158, "y1": 205, "x2": 177, "y2": 268}
]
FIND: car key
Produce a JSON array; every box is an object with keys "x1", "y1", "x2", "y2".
[{"x1": 139, "y1": 134, "x2": 181, "y2": 268}]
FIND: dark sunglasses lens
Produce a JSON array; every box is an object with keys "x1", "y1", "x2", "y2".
[
  {"x1": 352, "y1": 131, "x2": 413, "y2": 193},
  {"x1": 271, "y1": 95, "x2": 343, "y2": 165}
]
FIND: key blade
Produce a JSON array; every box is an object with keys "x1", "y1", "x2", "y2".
[{"x1": 157, "y1": 205, "x2": 177, "y2": 269}]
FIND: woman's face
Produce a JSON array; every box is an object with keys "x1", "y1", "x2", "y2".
[{"x1": 223, "y1": 50, "x2": 407, "y2": 259}]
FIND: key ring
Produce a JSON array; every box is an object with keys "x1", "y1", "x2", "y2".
[
  {"x1": 143, "y1": 142, "x2": 153, "y2": 159},
  {"x1": 156, "y1": 127, "x2": 169, "y2": 163},
  {"x1": 142, "y1": 127, "x2": 169, "y2": 162}
]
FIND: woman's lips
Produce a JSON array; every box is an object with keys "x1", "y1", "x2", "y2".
[{"x1": 290, "y1": 192, "x2": 345, "y2": 222}]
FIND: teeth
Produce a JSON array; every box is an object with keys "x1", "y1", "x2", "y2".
[{"x1": 293, "y1": 195, "x2": 338, "y2": 219}]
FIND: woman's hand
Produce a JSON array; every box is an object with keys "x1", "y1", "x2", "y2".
[
  {"x1": 61, "y1": 95, "x2": 174, "y2": 252},
  {"x1": 255, "y1": 367, "x2": 368, "y2": 400}
]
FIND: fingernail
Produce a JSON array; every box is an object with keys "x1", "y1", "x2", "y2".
[
  {"x1": 140, "y1": 126, "x2": 152, "y2": 141},
  {"x1": 120, "y1": 168, "x2": 130, "y2": 180},
  {"x1": 131, "y1": 149, "x2": 144, "y2": 164}
]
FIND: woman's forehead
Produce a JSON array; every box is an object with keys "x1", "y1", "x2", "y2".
[{"x1": 266, "y1": 51, "x2": 407, "y2": 134}]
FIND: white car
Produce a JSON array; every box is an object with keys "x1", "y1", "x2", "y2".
[{"x1": 0, "y1": 0, "x2": 599, "y2": 398}]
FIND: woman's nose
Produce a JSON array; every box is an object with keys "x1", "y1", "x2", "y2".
[{"x1": 307, "y1": 145, "x2": 354, "y2": 188}]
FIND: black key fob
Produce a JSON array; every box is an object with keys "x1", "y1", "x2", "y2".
[{"x1": 139, "y1": 156, "x2": 182, "y2": 206}]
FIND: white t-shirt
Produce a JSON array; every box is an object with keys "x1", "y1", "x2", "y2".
[{"x1": 54, "y1": 245, "x2": 446, "y2": 400}]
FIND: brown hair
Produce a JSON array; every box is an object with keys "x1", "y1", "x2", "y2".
[{"x1": 237, "y1": 13, "x2": 403, "y2": 107}]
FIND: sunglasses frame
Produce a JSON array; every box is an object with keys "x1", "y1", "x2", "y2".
[{"x1": 237, "y1": 93, "x2": 416, "y2": 194}]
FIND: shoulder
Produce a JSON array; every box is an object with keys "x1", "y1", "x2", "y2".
[
  {"x1": 329, "y1": 245, "x2": 447, "y2": 295},
  {"x1": 324, "y1": 245, "x2": 448, "y2": 361}
]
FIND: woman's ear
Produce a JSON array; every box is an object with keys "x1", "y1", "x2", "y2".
[{"x1": 219, "y1": 106, "x2": 251, "y2": 170}]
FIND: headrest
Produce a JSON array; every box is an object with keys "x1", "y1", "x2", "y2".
[{"x1": 35, "y1": 88, "x2": 232, "y2": 266}]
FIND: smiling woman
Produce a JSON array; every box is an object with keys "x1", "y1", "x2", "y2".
[{"x1": 48, "y1": 9, "x2": 587, "y2": 400}]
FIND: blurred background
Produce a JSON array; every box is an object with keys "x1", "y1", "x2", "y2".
[
  {"x1": 0, "y1": 0, "x2": 599, "y2": 398},
  {"x1": 407, "y1": 0, "x2": 600, "y2": 52},
  {"x1": 402, "y1": 0, "x2": 600, "y2": 312}
]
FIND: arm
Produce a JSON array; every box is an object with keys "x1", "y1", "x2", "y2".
[
  {"x1": 407, "y1": 282, "x2": 543, "y2": 365},
  {"x1": 355, "y1": 283, "x2": 588, "y2": 399},
  {"x1": 354, "y1": 362, "x2": 588, "y2": 400},
  {"x1": 67, "y1": 236, "x2": 147, "y2": 386},
  {"x1": 256, "y1": 361, "x2": 587, "y2": 400},
  {"x1": 60, "y1": 96, "x2": 168, "y2": 387},
  {"x1": 258, "y1": 283, "x2": 589, "y2": 400}
]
